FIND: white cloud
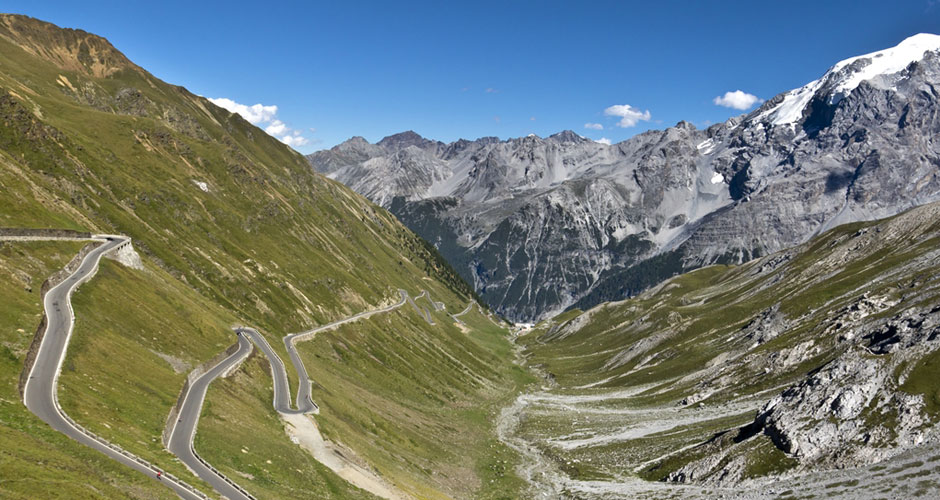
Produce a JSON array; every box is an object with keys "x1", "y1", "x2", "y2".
[
  {"x1": 485, "y1": 87, "x2": 499, "y2": 93},
  {"x1": 265, "y1": 119, "x2": 288, "y2": 136},
  {"x1": 603, "y1": 104, "x2": 651, "y2": 128},
  {"x1": 595, "y1": 137, "x2": 611, "y2": 145},
  {"x1": 713, "y1": 90, "x2": 762, "y2": 110},
  {"x1": 280, "y1": 132, "x2": 309, "y2": 147},
  {"x1": 209, "y1": 96, "x2": 311, "y2": 149},
  {"x1": 207, "y1": 97, "x2": 278, "y2": 124},
  {"x1": 584, "y1": 122, "x2": 604, "y2": 130}
]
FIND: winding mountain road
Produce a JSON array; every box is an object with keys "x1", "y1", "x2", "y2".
[
  {"x1": 22, "y1": 235, "x2": 209, "y2": 500},
  {"x1": 279, "y1": 289, "x2": 409, "y2": 412},
  {"x1": 19, "y1": 234, "x2": 475, "y2": 500},
  {"x1": 166, "y1": 333, "x2": 255, "y2": 500},
  {"x1": 449, "y1": 302, "x2": 474, "y2": 325},
  {"x1": 167, "y1": 288, "x2": 425, "y2": 498},
  {"x1": 407, "y1": 290, "x2": 435, "y2": 325}
]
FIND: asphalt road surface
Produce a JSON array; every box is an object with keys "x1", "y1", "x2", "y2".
[
  {"x1": 407, "y1": 290, "x2": 434, "y2": 325},
  {"x1": 236, "y1": 327, "x2": 315, "y2": 414},
  {"x1": 166, "y1": 333, "x2": 255, "y2": 500},
  {"x1": 450, "y1": 302, "x2": 474, "y2": 324},
  {"x1": 22, "y1": 236, "x2": 207, "y2": 500},
  {"x1": 168, "y1": 288, "x2": 413, "y2": 497},
  {"x1": 280, "y1": 288, "x2": 410, "y2": 412},
  {"x1": 22, "y1": 236, "x2": 456, "y2": 500}
]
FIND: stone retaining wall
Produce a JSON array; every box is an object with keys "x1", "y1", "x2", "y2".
[{"x1": 162, "y1": 340, "x2": 244, "y2": 447}]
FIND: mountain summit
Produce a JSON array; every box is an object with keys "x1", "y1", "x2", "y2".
[
  {"x1": 547, "y1": 130, "x2": 588, "y2": 143},
  {"x1": 309, "y1": 33, "x2": 940, "y2": 322},
  {"x1": 759, "y1": 33, "x2": 940, "y2": 127},
  {"x1": 376, "y1": 130, "x2": 441, "y2": 151},
  {"x1": 0, "y1": 14, "x2": 136, "y2": 77}
]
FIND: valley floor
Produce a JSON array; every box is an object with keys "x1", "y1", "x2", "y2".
[
  {"x1": 498, "y1": 381, "x2": 940, "y2": 499},
  {"x1": 502, "y1": 202, "x2": 940, "y2": 499}
]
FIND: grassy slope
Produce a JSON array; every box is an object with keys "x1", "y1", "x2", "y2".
[
  {"x1": 196, "y1": 351, "x2": 374, "y2": 499},
  {"x1": 295, "y1": 302, "x2": 530, "y2": 499},
  {"x1": 0, "y1": 13, "x2": 525, "y2": 499},
  {"x1": 518, "y1": 202, "x2": 940, "y2": 484},
  {"x1": 0, "y1": 241, "x2": 174, "y2": 499},
  {"x1": 195, "y1": 290, "x2": 533, "y2": 500},
  {"x1": 59, "y1": 258, "x2": 235, "y2": 491}
]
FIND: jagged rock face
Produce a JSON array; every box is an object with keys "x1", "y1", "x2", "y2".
[
  {"x1": 306, "y1": 136, "x2": 385, "y2": 175},
  {"x1": 337, "y1": 146, "x2": 452, "y2": 207},
  {"x1": 667, "y1": 303, "x2": 940, "y2": 485},
  {"x1": 309, "y1": 35, "x2": 940, "y2": 322},
  {"x1": 758, "y1": 347, "x2": 927, "y2": 464},
  {"x1": 311, "y1": 126, "x2": 722, "y2": 321}
]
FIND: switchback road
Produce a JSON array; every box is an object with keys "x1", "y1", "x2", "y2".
[
  {"x1": 168, "y1": 289, "x2": 417, "y2": 498},
  {"x1": 166, "y1": 333, "x2": 255, "y2": 499},
  {"x1": 22, "y1": 235, "x2": 209, "y2": 500},
  {"x1": 20, "y1": 234, "x2": 473, "y2": 500}
]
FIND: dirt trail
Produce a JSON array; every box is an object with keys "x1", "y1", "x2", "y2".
[{"x1": 282, "y1": 413, "x2": 409, "y2": 499}]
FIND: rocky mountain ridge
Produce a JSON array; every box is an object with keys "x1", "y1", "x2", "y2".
[
  {"x1": 310, "y1": 33, "x2": 940, "y2": 322},
  {"x1": 0, "y1": 14, "x2": 137, "y2": 78}
]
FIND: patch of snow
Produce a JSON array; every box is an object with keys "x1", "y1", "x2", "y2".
[
  {"x1": 830, "y1": 33, "x2": 940, "y2": 101},
  {"x1": 710, "y1": 172, "x2": 724, "y2": 184},
  {"x1": 696, "y1": 138, "x2": 716, "y2": 155},
  {"x1": 193, "y1": 180, "x2": 209, "y2": 192},
  {"x1": 761, "y1": 33, "x2": 940, "y2": 126},
  {"x1": 760, "y1": 77, "x2": 826, "y2": 126}
]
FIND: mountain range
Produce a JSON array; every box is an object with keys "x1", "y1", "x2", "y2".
[
  {"x1": 5, "y1": 11, "x2": 940, "y2": 500},
  {"x1": 309, "y1": 33, "x2": 940, "y2": 322}
]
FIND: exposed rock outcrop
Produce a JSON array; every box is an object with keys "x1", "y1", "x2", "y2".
[{"x1": 669, "y1": 303, "x2": 940, "y2": 485}]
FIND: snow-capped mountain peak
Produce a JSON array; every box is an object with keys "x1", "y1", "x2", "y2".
[
  {"x1": 830, "y1": 33, "x2": 940, "y2": 97},
  {"x1": 761, "y1": 33, "x2": 940, "y2": 126}
]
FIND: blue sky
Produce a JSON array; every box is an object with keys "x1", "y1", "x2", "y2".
[{"x1": 5, "y1": 1, "x2": 940, "y2": 152}]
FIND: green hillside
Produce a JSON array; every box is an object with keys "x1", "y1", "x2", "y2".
[
  {"x1": 0, "y1": 241, "x2": 178, "y2": 499},
  {"x1": 0, "y1": 13, "x2": 528, "y2": 499},
  {"x1": 515, "y1": 201, "x2": 940, "y2": 494}
]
